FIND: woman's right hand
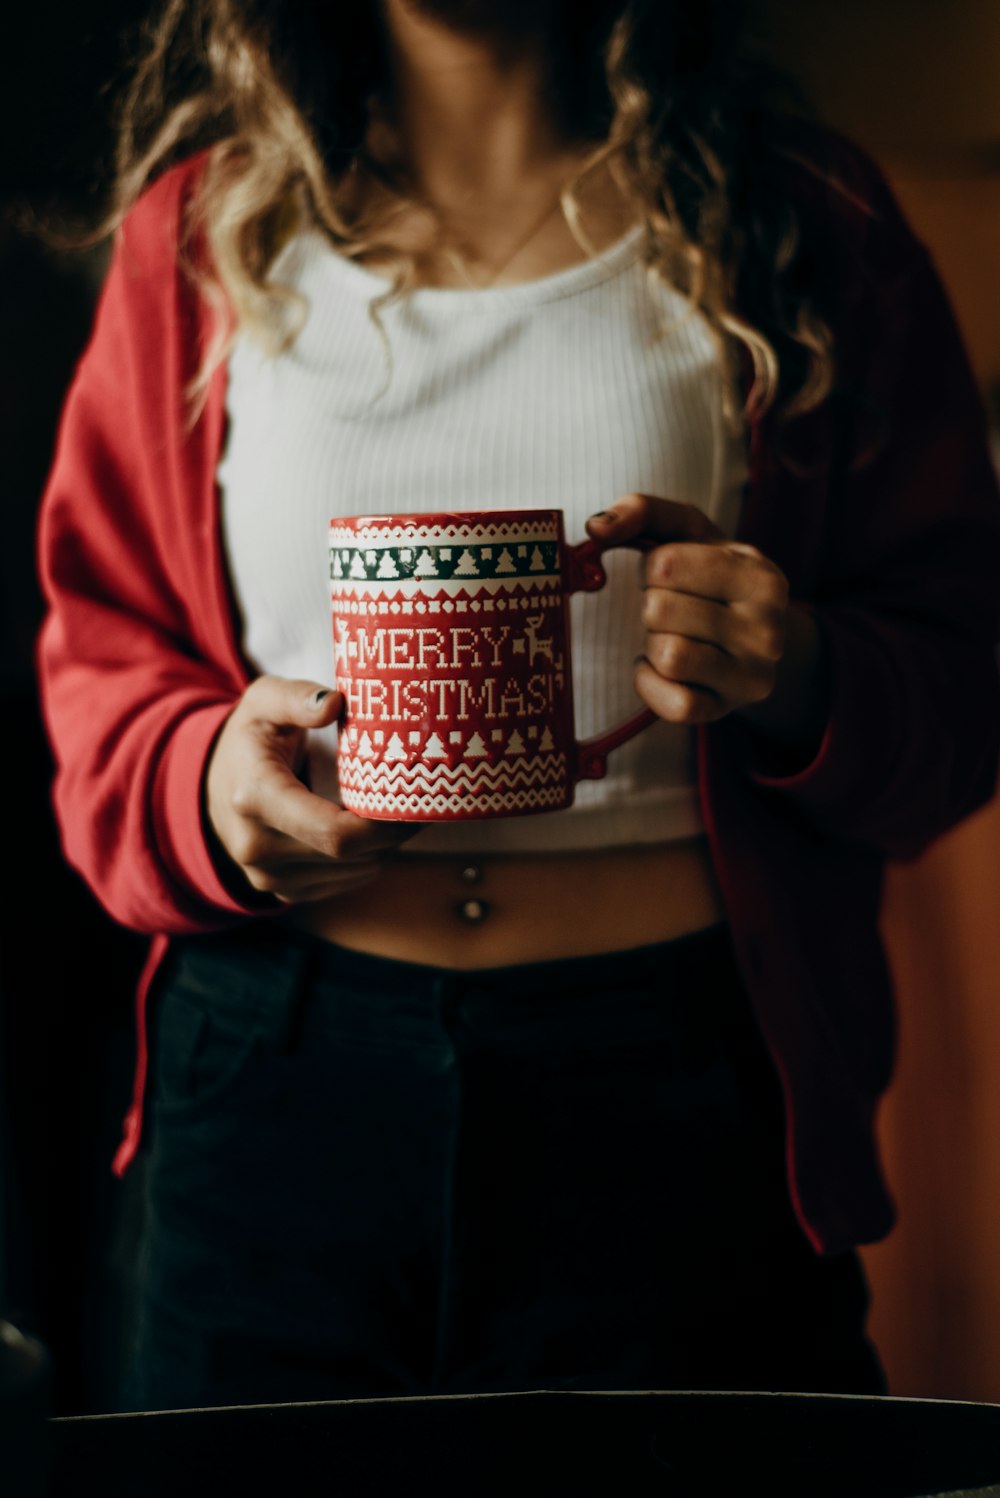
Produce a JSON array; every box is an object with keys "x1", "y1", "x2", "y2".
[{"x1": 205, "y1": 675, "x2": 419, "y2": 905}]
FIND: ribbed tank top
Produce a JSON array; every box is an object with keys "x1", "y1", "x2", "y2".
[{"x1": 217, "y1": 224, "x2": 749, "y2": 853}]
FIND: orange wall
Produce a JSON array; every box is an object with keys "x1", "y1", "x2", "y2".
[
  {"x1": 756, "y1": 0, "x2": 1000, "y2": 157},
  {"x1": 861, "y1": 166, "x2": 1000, "y2": 1402},
  {"x1": 752, "y1": 3, "x2": 1000, "y2": 1400},
  {"x1": 878, "y1": 172, "x2": 1000, "y2": 390}
]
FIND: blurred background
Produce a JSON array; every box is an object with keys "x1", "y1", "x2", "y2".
[{"x1": 1, "y1": 0, "x2": 1000, "y2": 1414}]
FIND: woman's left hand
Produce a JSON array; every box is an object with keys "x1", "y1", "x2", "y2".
[{"x1": 586, "y1": 493, "x2": 828, "y2": 749}]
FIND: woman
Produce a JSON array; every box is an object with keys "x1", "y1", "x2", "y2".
[{"x1": 37, "y1": 0, "x2": 1000, "y2": 1409}]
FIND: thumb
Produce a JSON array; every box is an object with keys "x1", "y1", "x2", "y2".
[
  {"x1": 246, "y1": 674, "x2": 344, "y2": 729},
  {"x1": 586, "y1": 493, "x2": 724, "y2": 546}
]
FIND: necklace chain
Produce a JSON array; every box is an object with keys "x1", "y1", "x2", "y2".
[
  {"x1": 348, "y1": 140, "x2": 593, "y2": 289},
  {"x1": 443, "y1": 188, "x2": 567, "y2": 289}
]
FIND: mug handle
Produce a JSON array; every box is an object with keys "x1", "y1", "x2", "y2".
[{"x1": 565, "y1": 536, "x2": 659, "y2": 782}]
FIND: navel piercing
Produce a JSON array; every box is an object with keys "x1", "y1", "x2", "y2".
[{"x1": 457, "y1": 898, "x2": 491, "y2": 925}]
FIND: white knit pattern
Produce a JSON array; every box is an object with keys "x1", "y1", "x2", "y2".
[{"x1": 217, "y1": 225, "x2": 749, "y2": 853}]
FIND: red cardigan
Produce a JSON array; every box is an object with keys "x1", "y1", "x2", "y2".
[{"x1": 36, "y1": 126, "x2": 1000, "y2": 1256}]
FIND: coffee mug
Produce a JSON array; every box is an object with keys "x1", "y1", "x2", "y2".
[{"x1": 328, "y1": 508, "x2": 656, "y2": 820}]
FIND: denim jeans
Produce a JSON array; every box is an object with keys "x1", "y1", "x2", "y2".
[{"x1": 122, "y1": 918, "x2": 886, "y2": 1411}]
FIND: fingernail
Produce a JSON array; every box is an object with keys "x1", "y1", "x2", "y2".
[
  {"x1": 589, "y1": 509, "x2": 618, "y2": 524},
  {"x1": 313, "y1": 688, "x2": 332, "y2": 707},
  {"x1": 633, "y1": 654, "x2": 648, "y2": 668}
]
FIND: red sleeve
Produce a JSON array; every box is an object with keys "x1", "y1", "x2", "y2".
[
  {"x1": 733, "y1": 148, "x2": 1000, "y2": 861},
  {"x1": 35, "y1": 161, "x2": 269, "y2": 933}
]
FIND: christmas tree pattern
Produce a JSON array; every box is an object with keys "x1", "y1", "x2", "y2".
[
  {"x1": 414, "y1": 549, "x2": 438, "y2": 576},
  {"x1": 454, "y1": 549, "x2": 480, "y2": 576},
  {"x1": 464, "y1": 731, "x2": 488, "y2": 758},
  {"x1": 377, "y1": 552, "x2": 401, "y2": 579},
  {"x1": 529, "y1": 546, "x2": 545, "y2": 571},
  {"x1": 349, "y1": 552, "x2": 367, "y2": 580},
  {"x1": 506, "y1": 729, "x2": 526, "y2": 755},
  {"x1": 495, "y1": 547, "x2": 516, "y2": 574},
  {"x1": 539, "y1": 726, "x2": 555, "y2": 752},
  {"x1": 358, "y1": 731, "x2": 376, "y2": 759},
  {"x1": 424, "y1": 731, "x2": 447, "y2": 758},
  {"x1": 383, "y1": 732, "x2": 407, "y2": 760}
]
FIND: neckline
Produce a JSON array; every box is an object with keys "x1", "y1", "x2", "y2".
[{"x1": 297, "y1": 222, "x2": 647, "y2": 312}]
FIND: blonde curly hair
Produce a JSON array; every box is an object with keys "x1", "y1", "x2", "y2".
[{"x1": 107, "y1": 0, "x2": 841, "y2": 443}]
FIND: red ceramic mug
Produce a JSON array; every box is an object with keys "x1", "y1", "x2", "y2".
[{"x1": 328, "y1": 508, "x2": 656, "y2": 821}]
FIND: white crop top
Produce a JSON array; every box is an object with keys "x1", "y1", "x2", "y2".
[{"x1": 217, "y1": 224, "x2": 749, "y2": 854}]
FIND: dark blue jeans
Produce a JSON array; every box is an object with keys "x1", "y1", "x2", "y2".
[{"x1": 122, "y1": 919, "x2": 886, "y2": 1411}]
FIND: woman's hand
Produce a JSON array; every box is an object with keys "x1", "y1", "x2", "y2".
[
  {"x1": 205, "y1": 675, "x2": 419, "y2": 904},
  {"x1": 586, "y1": 494, "x2": 830, "y2": 755}
]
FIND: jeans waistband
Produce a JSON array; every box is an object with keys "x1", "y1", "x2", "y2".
[
  {"x1": 170, "y1": 915, "x2": 740, "y2": 1002},
  {"x1": 161, "y1": 916, "x2": 763, "y2": 1073}
]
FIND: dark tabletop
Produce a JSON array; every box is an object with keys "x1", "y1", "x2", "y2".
[{"x1": 42, "y1": 1389, "x2": 1000, "y2": 1498}]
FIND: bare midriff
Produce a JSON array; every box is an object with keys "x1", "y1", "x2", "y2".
[{"x1": 281, "y1": 836, "x2": 727, "y2": 969}]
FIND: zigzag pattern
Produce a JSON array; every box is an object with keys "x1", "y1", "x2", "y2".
[
  {"x1": 340, "y1": 754, "x2": 568, "y2": 793},
  {"x1": 340, "y1": 753, "x2": 570, "y2": 815},
  {"x1": 342, "y1": 783, "x2": 569, "y2": 817}
]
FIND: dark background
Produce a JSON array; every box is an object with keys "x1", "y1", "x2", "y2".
[{"x1": 0, "y1": 0, "x2": 150, "y2": 1415}]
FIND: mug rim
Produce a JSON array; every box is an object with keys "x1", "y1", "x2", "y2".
[{"x1": 329, "y1": 507, "x2": 565, "y2": 530}]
